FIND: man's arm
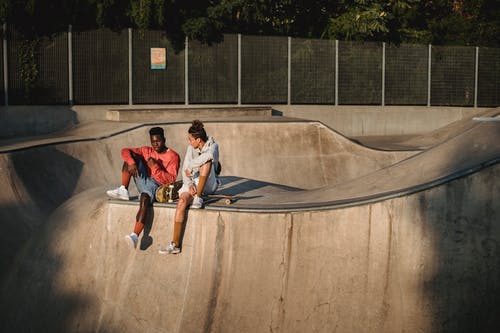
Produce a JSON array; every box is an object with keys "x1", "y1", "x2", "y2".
[
  {"x1": 149, "y1": 151, "x2": 180, "y2": 185},
  {"x1": 182, "y1": 148, "x2": 194, "y2": 186},
  {"x1": 120, "y1": 147, "x2": 143, "y2": 165},
  {"x1": 188, "y1": 142, "x2": 218, "y2": 171}
]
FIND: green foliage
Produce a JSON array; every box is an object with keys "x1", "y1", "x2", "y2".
[
  {"x1": 324, "y1": 1, "x2": 389, "y2": 41},
  {"x1": 129, "y1": 0, "x2": 165, "y2": 31},
  {"x1": 0, "y1": 0, "x2": 9, "y2": 22},
  {"x1": 0, "y1": 0, "x2": 498, "y2": 47},
  {"x1": 18, "y1": 38, "x2": 39, "y2": 101},
  {"x1": 182, "y1": 16, "x2": 223, "y2": 45}
]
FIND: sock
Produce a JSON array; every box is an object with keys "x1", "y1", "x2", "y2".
[
  {"x1": 172, "y1": 221, "x2": 183, "y2": 245},
  {"x1": 133, "y1": 221, "x2": 144, "y2": 236},
  {"x1": 121, "y1": 171, "x2": 132, "y2": 188},
  {"x1": 196, "y1": 175, "x2": 208, "y2": 196}
]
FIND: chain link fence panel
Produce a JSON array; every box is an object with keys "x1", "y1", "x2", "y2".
[
  {"x1": 189, "y1": 34, "x2": 238, "y2": 104},
  {"x1": 1, "y1": 29, "x2": 499, "y2": 107},
  {"x1": 7, "y1": 28, "x2": 68, "y2": 105},
  {"x1": 132, "y1": 30, "x2": 184, "y2": 104},
  {"x1": 431, "y1": 46, "x2": 475, "y2": 106},
  {"x1": 291, "y1": 38, "x2": 336, "y2": 104},
  {"x1": 338, "y1": 41, "x2": 382, "y2": 105},
  {"x1": 241, "y1": 35, "x2": 288, "y2": 104},
  {"x1": 385, "y1": 43, "x2": 428, "y2": 105},
  {"x1": 478, "y1": 47, "x2": 500, "y2": 107},
  {"x1": 0, "y1": 28, "x2": 4, "y2": 105},
  {"x1": 73, "y1": 29, "x2": 128, "y2": 104}
]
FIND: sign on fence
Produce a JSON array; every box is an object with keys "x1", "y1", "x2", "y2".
[{"x1": 150, "y1": 48, "x2": 166, "y2": 69}]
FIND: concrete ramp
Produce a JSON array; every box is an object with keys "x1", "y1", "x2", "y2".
[
  {"x1": 1, "y1": 116, "x2": 499, "y2": 332},
  {"x1": 0, "y1": 120, "x2": 413, "y2": 274}
]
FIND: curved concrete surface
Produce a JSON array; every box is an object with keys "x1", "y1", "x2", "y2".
[
  {"x1": 354, "y1": 107, "x2": 500, "y2": 150},
  {"x1": 1, "y1": 112, "x2": 499, "y2": 332},
  {"x1": 0, "y1": 119, "x2": 414, "y2": 273}
]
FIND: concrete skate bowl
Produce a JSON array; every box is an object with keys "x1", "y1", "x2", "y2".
[{"x1": 1, "y1": 115, "x2": 499, "y2": 333}]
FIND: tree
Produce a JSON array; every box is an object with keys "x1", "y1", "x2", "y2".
[{"x1": 0, "y1": 0, "x2": 498, "y2": 47}]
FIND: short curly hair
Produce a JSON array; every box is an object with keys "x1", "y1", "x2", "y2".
[
  {"x1": 149, "y1": 127, "x2": 165, "y2": 138},
  {"x1": 188, "y1": 120, "x2": 208, "y2": 141}
]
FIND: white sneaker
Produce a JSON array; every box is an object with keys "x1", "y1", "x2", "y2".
[
  {"x1": 107, "y1": 185, "x2": 129, "y2": 200},
  {"x1": 125, "y1": 233, "x2": 138, "y2": 249},
  {"x1": 191, "y1": 195, "x2": 203, "y2": 209},
  {"x1": 159, "y1": 242, "x2": 180, "y2": 254}
]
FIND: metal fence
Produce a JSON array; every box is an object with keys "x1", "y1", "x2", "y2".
[{"x1": 2, "y1": 26, "x2": 499, "y2": 107}]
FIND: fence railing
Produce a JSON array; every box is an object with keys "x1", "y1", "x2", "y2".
[{"x1": 1, "y1": 25, "x2": 499, "y2": 107}]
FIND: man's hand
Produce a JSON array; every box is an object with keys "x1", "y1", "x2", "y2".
[
  {"x1": 185, "y1": 169, "x2": 192, "y2": 178},
  {"x1": 189, "y1": 184, "x2": 197, "y2": 196},
  {"x1": 147, "y1": 157, "x2": 157, "y2": 167},
  {"x1": 128, "y1": 163, "x2": 138, "y2": 177}
]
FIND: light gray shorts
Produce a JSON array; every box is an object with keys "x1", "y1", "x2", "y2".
[{"x1": 178, "y1": 172, "x2": 219, "y2": 196}]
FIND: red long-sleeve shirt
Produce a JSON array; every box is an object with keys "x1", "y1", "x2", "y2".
[{"x1": 121, "y1": 146, "x2": 180, "y2": 185}]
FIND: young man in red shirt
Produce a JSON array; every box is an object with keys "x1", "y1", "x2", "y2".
[{"x1": 107, "y1": 127, "x2": 180, "y2": 249}]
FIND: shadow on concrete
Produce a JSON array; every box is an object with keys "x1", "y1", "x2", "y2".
[
  {"x1": 139, "y1": 206, "x2": 155, "y2": 250},
  {"x1": 1, "y1": 190, "x2": 115, "y2": 333},
  {"x1": 0, "y1": 147, "x2": 83, "y2": 280},
  {"x1": 10, "y1": 146, "x2": 83, "y2": 214},
  {"x1": 420, "y1": 163, "x2": 500, "y2": 332},
  {"x1": 217, "y1": 175, "x2": 302, "y2": 196},
  {"x1": 0, "y1": 106, "x2": 78, "y2": 139},
  {"x1": 1, "y1": 147, "x2": 88, "y2": 332}
]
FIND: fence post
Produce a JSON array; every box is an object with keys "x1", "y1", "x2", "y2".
[
  {"x1": 335, "y1": 39, "x2": 338, "y2": 106},
  {"x1": 128, "y1": 28, "x2": 133, "y2": 105},
  {"x1": 3, "y1": 23, "x2": 8, "y2": 106},
  {"x1": 382, "y1": 42, "x2": 385, "y2": 106},
  {"x1": 427, "y1": 44, "x2": 432, "y2": 107},
  {"x1": 287, "y1": 36, "x2": 291, "y2": 105},
  {"x1": 474, "y1": 46, "x2": 478, "y2": 108},
  {"x1": 68, "y1": 25, "x2": 73, "y2": 106},
  {"x1": 185, "y1": 36, "x2": 189, "y2": 105},
  {"x1": 238, "y1": 34, "x2": 241, "y2": 105}
]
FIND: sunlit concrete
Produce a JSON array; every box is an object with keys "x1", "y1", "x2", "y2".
[{"x1": 0, "y1": 108, "x2": 499, "y2": 332}]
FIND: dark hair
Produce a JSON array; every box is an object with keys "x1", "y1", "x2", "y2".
[
  {"x1": 149, "y1": 127, "x2": 165, "y2": 138},
  {"x1": 188, "y1": 120, "x2": 208, "y2": 141}
]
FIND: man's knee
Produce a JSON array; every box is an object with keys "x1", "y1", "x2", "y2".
[
  {"x1": 121, "y1": 161, "x2": 129, "y2": 172},
  {"x1": 140, "y1": 193, "x2": 151, "y2": 205},
  {"x1": 177, "y1": 197, "x2": 188, "y2": 207},
  {"x1": 177, "y1": 193, "x2": 191, "y2": 207}
]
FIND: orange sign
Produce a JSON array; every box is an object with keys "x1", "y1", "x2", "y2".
[{"x1": 151, "y1": 48, "x2": 166, "y2": 69}]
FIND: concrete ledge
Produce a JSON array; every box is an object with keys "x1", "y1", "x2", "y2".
[
  {"x1": 106, "y1": 105, "x2": 273, "y2": 121},
  {"x1": 273, "y1": 105, "x2": 492, "y2": 136}
]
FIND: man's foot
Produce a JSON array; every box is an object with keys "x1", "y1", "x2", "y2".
[
  {"x1": 125, "y1": 233, "x2": 138, "y2": 249},
  {"x1": 107, "y1": 185, "x2": 129, "y2": 200},
  {"x1": 158, "y1": 242, "x2": 181, "y2": 254},
  {"x1": 191, "y1": 195, "x2": 203, "y2": 209}
]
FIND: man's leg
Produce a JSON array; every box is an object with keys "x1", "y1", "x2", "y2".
[
  {"x1": 191, "y1": 161, "x2": 213, "y2": 209},
  {"x1": 125, "y1": 193, "x2": 151, "y2": 249},
  {"x1": 134, "y1": 193, "x2": 150, "y2": 234},
  {"x1": 196, "y1": 161, "x2": 212, "y2": 197},
  {"x1": 121, "y1": 161, "x2": 132, "y2": 188},
  {"x1": 171, "y1": 191, "x2": 193, "y2": 247},
  {"x1": 106, "y1": 161, "x2": 133, "y2": 200},
  {"x1": 125, "y1": 171, "x2": 158, "y2": 249}
]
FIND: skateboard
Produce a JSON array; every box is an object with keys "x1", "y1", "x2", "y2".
[
  {"x1": 155, "y1": 181, "x2": 183, "y2": 203},
  {"x1": 158, "y1": 194, "x2": 234, "y2": 206},
  {"x1": 203, "y1": 194, "x2": 234, "y2": 205}
]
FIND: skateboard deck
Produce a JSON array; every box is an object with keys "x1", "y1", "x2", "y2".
[
  {"x1": 203, "y1": 194, "x2": 234, "y2": 205},
  {"x1": 158, "y1": 194, "x2": 234, "y2": 206}
]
